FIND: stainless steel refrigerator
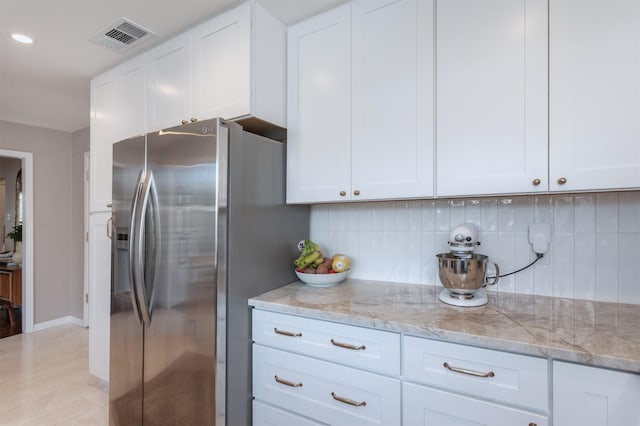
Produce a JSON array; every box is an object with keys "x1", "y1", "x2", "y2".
[{"x1": 109, "y1": 118, "x2": 308, "y2": 426}]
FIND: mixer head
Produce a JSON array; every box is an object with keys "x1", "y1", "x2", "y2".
[{"x1": 448, "y1": 223, "x2": 481, "y2": 253}]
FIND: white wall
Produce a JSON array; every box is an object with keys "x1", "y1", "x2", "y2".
[{"x1": 310, "y1": 191, "x2": 640, "y2": 304}]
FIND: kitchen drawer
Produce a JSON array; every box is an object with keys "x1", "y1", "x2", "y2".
[
  {"x1": 253, "y1": 345, "x2": 401, "y2": 426},
  {"x1": 403, "y1": 382, "x2": 548, "y2": 426},
  {"x1": 403, "y1": 335, "x2": 548, "y2": 412},
  {"x1": 253, "y1": 400, "x2": 326, "y2": 426},
  {"x1": 252, "y1": 309, "x2": 400, "y2": 376}
]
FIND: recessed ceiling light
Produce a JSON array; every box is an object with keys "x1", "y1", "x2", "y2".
[{"x1": 11, "y1": 33, "x2": 34, "y2": 44}]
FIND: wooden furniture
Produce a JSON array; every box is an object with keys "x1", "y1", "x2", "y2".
[{"x1": 0, "y1": 266, "x2": 22, "y2": 327}]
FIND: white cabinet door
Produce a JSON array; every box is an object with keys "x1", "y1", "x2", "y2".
[
  {"x1": 553, "y1": 361, "x2": 640, "y2": 426},
  {"x1": 436, "y1": 0, "x2": 548, "y2": 197},
  {"x1": 146, "y1": 33, "x2": 192, "y2": 131},
  {"x1": 90, "y1": 71, "x2": 118, "y2": 212},
  {"x1": 351, "y1": 0, "x2": 434, "y2": 200},
  {"x1": 286, "y1": 4, "x2": 352, "y2": 203},
  {"x1": 403, "y1": 383, "x2": 548, "y2": 426},
  {"x1": 192, "y1": 3, "x2": 251, "y2": 122},
  {"x1": 88, "y1": 211, "x2": 111, "y2": 382},
  {"x1": 549, "y1": 0, "x2": 640, "y2": 192},
  {"x1": 253, "y1": 401, "x2": 326, "y2": 426},
  {"x1": 117, "y1": 56, "x2": 146, "y2": 141},
  {"x1": 253, "y1": 345, "x2": 401, "y2": 426}
]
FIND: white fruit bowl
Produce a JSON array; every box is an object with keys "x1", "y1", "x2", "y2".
[{"x1": 295, "y1": 270, "x2": 350, "y2": 287}]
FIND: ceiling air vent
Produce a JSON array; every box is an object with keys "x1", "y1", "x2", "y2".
[{"x1": 91, "y1": 17, "x2": 156, "y2": 52}]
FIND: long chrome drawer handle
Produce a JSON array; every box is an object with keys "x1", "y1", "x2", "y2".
[
  {"x1": 274, "y1": 327, "x2": 302, "y2": 337},
  {"x1": 331, "y1": 392, "x2": 367, "y2": 407},
  {"x1": 443, "y1": 362, "x2": 495, "y2": 378},
  {"x1": 274, "y1": 375, "x2": 303, "y2": 387},
  {"x1": 330, "y1": 339, "x2": 366, "y2": 350}
]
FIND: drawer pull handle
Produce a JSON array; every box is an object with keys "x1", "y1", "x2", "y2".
[
  {"x1": 330, "y1": 339, "x2": 366, "y2": 351},
  {"x1": 331, "y1": 392, "x2": 366, "y2": 407},
  {"x1": 274, "y1": 328, "x2": 302, "y2": 337},
  {"x1": 274, "y1": 375, "x2": 303, "y2": 387},
  {"x1": 443, "y1": 362, "x2": 495, "y2": 378}
]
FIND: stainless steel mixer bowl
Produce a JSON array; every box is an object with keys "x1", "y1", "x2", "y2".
[{"x1": 437, "y1": 253, "x2": 498, "y2": 295}]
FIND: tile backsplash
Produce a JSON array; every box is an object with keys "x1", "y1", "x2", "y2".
[{"x1": 309, "y1": 192, "x2": 640, "y2": 304}]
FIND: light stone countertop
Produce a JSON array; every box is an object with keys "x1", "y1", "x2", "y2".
[{"x1": 249, "y1": 278, "x2": 640, "y2": 373}]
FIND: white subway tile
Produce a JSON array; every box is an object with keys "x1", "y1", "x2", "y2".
[
  {"x1": 465, "y1": 199, "x2": 482, "y2": 228},
  {"x1": 596, "y1": 193, "x2": 619, "y2": 232},
  {"x1": 383, "y1": 202, "x2": 396, "y2": 232},
  {"x1": 406, "y1": 231, "x2": 423, "y2": 284},
  {"x1": 618, "y1": 233, "x2": 640, "y2": 304},
  {"x1": 407, "y1": 201, "x2": 422, "y2": 232},
  {"x1": 552, "y1": 234, "x2": 574, "y2": 298},
  {"x1": 382, "y1": 231, "x2": 397, "y2": 282},
  {"x1": 435, "y1": 200, "x2": 450, "y2": 231},
  {"x1": 514, "y1": 232, "x2": 535, "y2": 295},
  {"x1": 358, "y1": 202, "x2": 373, "y2": 232},
  {"x1": 573, "y1": 233, "x2": 596, "y2": 300},
  {"x1": 533, "y1": 264, "x2": 553, "y2": 297},
  {"x1": 497, "y1": 198, "x2": 516, "y2": 231},
  {"x1": 328, "y1": 204, "x2": 349, "y2": 231},
  {"x1": 553, "y1": 196, "x2": 574, "y2": 233},
  {"x1": 421, "y1": 232, "x2": 437, "y2": 284},
  {"x1": 421, "y1": 200, "x2": 437, "y2": 231},
  {"x1": 619, "y1": 192, "x2": 640, "y2": 232},
  {"x1": 574, "y1": 195, "x2": 596, "y2": 233},
  {"x1": 595, "y1": 233, "x2": 619, "y2": 302},
  {"x1": 515, "y1": 196, "x2": 535, "y2": 232},
  {"x1": 346, "y1": 204, "x2": 360, "y2": 231},
  {"x1": 534, "y1": 195, "x2": 554, "y2": 225},
  {"x1": 494, "y1": 232, "x2": 516, "y2": 293},
  {"x1": 482, "y1": 199, "x2": 499, "y2": 232},
  {"x1": 395, "y1": 201, "x2": 411, "y2": 232},
  {"x1": 310, "y1": 204, "x2": 329, "y2": 231},
  {"x1": 450, "y1": 199, "x2": 466, "y2": 227}
]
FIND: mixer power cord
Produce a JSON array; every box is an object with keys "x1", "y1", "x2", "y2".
[{"x1": 486, "y1": 253, "x2": 544, "y2": 280}]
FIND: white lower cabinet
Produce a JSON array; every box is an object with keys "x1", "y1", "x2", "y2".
[
  {"x1": 253, "y1": 345, "x2": 401, "y2": 426},
  {"x1": 253, "y1": 401, "x2": 325, "y2": 426},
  {"x1": 553, "y1": 361, "x2": 640, "y2": 426},
  {"x1": 403, "y1": 382, "x2": 548, "y2": 426}
]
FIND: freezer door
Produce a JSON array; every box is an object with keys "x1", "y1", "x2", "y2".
[
  {"x1": 110, "y1": 136, "x2": 145, "y2": 426},
  {"x1": 142, "y1": 120, "x2": 221, "y2": 424}
]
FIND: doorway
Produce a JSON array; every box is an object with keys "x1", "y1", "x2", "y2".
[{"x1": 0, "y1": 150, "x2": 34, "y2": 334}]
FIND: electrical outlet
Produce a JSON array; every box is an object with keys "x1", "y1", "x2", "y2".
[{"x1": 528, "y1": 224, "x2": 551, "y2": 254}]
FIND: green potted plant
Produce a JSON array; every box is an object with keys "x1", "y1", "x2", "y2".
[{"x1": 6, "y1": 223, "x2": 22, "y2": 264}]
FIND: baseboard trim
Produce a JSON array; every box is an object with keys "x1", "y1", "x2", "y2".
[{"x1": 33, "y1": 315, "x2": 85, "y2": 331}]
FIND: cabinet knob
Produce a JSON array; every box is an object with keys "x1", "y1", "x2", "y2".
[
  {"x1": 353, "y1": 190, "x2": 361, "y2": 196},
  {"x1": 532, "y1": 178, "x2": 541, "y2": 186},
  {"x1": 557, "y1": 177, "x2": 567, "y2": 185},
  {"x1": 190, "y1": 117, "x2": 198, "y2": 123},
  {"x1": 106, "y1": 202, "x2": 113, "y2": 208},
  {"x1": 181, "y1": 119, "x2": 189, "y2": 125},
  {"x1": 339, "y1": 191, "x2": 347, "y2": 197},
  {"x1": 529, "y1": 423, "x2": 538, "y2": 426}
]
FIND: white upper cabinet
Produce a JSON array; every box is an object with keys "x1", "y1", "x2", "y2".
[
  {"x1": 435, "y1": 0, "x2": 548, "y2": 197},
  {"x1": 287, "y1": 0, "x2": 434, "y2": 203},
  {"x1": 90, "y1": 70, "x2": 118, "y2": 212},
  {"x1": 146, "y1": 2, "x2": 285, "y2": 132},
  {"x1": 146, "y1": 33, "x2": 192, "y2": 131},
  {"x1": 549, "y1": 0, "x2": 640, "y2": 192},
  {"x1": 117, "y1": 56, "x2": 147, "y2": 140},
  {"x1": 192, "y1": 2, "x2": 286, "y2": 127},
  {"x1": 286, "y1": 4, "x2": 352, "y2": 203},
  {"x1": 351, "y1": 0, "x2": 434, "y2": 200}
]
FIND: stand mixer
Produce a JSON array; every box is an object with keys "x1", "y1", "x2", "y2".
[{"x1": 436, "y1": 224, "x2": 499, "y2": 307}]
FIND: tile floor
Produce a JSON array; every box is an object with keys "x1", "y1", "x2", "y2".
[{"x1": 0, "y1": 324, "x2": 108, "y2": 425}]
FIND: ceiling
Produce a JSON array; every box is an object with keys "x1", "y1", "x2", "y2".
[{"x1": 0, "y1": 0, "x2": 347, "y2": 133}]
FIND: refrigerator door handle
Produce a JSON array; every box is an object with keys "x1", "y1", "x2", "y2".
[
  {"x1": 128, "y1": 169, "x2": 145, "y2": 325},
  {"x1": 135, "y1": 169, "x2": 159, "y2": 327}
]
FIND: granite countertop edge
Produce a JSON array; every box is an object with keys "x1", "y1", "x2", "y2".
[{"x1": 249, "y1": 279, "x2": 640, "y2": 374}]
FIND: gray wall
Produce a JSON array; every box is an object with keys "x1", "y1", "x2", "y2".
[{"x1": 0, "y1": 120, "x2": 88, "y2": 324}]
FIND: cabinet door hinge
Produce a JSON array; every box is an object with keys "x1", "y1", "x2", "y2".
[
  {"x1": 86, "y1": 232, "x2": 89, "y2": 242},
  {"x1": 85, "y1": 293, "x2": 89, "y2": 304}
]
